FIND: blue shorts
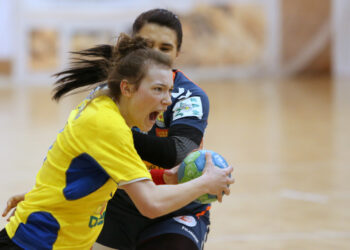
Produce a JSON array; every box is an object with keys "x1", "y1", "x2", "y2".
[
  {"x1": 138, "y1": 214, "x2": 210, "y2": 250},
  {"x1": 96, "y1": 190, "x2": 211, "y2": 250}
]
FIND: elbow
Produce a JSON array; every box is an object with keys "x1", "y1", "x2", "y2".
[
  {"x1": 127, "y1": 180, "x2": 169, "y2": 219},
  {"x1": 138, "y1": 202, "x2": 165, "y2": 219}
]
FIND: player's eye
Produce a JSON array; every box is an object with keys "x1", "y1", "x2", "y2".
[
  {"x1": 160, "y1": 47, "x2": 171, "y2": 52},
  {"x1": 154, "y1": 87, "x2": 162, "y2": 92}
]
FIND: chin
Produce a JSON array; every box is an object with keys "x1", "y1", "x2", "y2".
[
  {"x1": 136, "y1": 119, "x2": 156, "y2": 133},
  {"x1": 137, "y1": 124, "x2": 152, "y2": 133}
]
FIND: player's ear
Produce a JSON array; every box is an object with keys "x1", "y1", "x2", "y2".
[{"x1": 120, "y1": 80, "x2": 134, "y2": 97}]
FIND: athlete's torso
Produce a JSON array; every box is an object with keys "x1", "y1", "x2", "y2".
[{"x1": 6, "y1": 94, "x2": 150, "y2": 249}]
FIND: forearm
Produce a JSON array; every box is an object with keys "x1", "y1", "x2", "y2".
[
  {"x1": 132, "y1": 124, "x2": 202, "y2": 168},
  {"x1": 124, "y1": 178, "x2": 209, "y2": 218},
  {"x1": 150, "y1": 179, "x2": 209, "y2": 216}
]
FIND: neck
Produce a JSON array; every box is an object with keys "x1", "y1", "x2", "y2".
[{"x1": 114, "y1": 96, "x2": 133, "y2": 128}]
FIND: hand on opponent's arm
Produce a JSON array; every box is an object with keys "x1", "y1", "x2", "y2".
[
  {"x1": 2, "y1": 193, "x2": 26, "y2": 221},
  {"x1": 163, "y1": 165, "x2": 180, "y2": 184}
]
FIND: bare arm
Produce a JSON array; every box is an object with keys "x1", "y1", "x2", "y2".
[
  {"x1": 123, "y1": 153, "x2": 234, "y2": 219},
  {"x1": 2, "y1": 193, "x2": 26, "y2": 221}
]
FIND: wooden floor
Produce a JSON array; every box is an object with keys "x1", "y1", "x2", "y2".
[{"x1": 1, "y1": 77, "x2": 349, "y2": 249}]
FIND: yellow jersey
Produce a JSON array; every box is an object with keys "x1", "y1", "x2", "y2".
[{"x1": 5, "y1": 94, "x2": 151, "y2": 249}]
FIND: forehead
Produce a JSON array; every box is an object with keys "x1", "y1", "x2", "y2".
[
  {"x1": 143, "y1": 63, "x2": 173, "y2": 86},
  {"x1": 137, "y1": 23, "x2": 177, "y2": 48}
]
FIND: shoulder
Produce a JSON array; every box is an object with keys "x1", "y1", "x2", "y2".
[
  {"x1": 74, "y1": 95, "x2": 131, "y2": 142},
  {"x1": 172, "y1": 70, "x2": 209, "y2": 102},
  {"x1": 172, "y1": 70, "x2": 209, "y2": 107},
  {"x1": 164, "y1": 70, "x2": 210, "y2": 124}
]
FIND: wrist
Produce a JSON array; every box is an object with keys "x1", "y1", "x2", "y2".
[
  {"x1": 150, "y1": 169, "x2": 165, "y2": 185},
  {"x1": 195, "y1": 174, "x2": 210, "y2": 194}
]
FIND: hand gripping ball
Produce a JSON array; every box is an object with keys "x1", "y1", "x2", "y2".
[{"x1": 177, "y1": 150, "x2": 229, "y2": 204}]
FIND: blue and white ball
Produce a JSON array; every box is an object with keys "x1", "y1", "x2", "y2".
[{"x1": 177, "y1": 150, "x2": 229, "y2": 204}]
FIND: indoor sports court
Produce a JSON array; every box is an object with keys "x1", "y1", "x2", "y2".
[{"x1": 1, "y1": 0, "x2": 349, "y2": 249}]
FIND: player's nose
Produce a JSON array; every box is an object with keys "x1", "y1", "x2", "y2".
[{"x1": 162, "y1": 92, "x2": 172, "y2": 106}]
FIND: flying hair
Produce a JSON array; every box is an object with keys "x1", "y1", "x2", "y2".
[{"x1": 52, "y1": 33, "x2": 171, "y2": 102}]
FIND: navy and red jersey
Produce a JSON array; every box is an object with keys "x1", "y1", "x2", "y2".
[
  {"x1": 149, "y1": 69, "x2": 209, "y2": 139},
  {"x1": 145, "y1": 69, "x2": 211, "y2": 217},
  {"x1": 108, "y1": 69, "x2": 211, "y2": 219}
]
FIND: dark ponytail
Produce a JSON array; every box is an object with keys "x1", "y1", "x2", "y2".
[
  {"x1": 52, "y1": 33, "x2": 172, "y2": 102},
  {"x1": 52, "y1": 45, "x2": 113, "y2": 101}
]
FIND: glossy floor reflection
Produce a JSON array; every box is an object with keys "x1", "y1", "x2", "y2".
[{"x1": 0, "y1": 77, "x2": 349, "y2": 249}]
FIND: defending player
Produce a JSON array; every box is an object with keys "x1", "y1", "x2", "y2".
[
  {"x1": 95, "y1": 9, "x2": 214, "y2": 250},
  {"x1": 0, "y1": 34, "x2": 233, "y2": 249}
]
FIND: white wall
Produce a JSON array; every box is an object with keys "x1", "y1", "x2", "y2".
[
  {"x1": 0, "y1": 0, "x2": 15, "y2": 59},
  {"x1": 332, "y1": 0, "x2": 350, "y2": 78}
]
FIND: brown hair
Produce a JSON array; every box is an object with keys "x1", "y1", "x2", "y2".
[{"x1": 52, "y1": 33, "x2": 172, "y2": 101}]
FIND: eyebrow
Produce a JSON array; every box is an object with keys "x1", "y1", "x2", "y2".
[
  {"x1": 154, "y1": 83, "x2": 174, "y2": 89},
  {"x1": 161, "y1": 43, "x2": 174, "y2": 48}
]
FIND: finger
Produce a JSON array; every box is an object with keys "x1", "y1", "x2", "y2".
[
  {"x1": 225, "y1": 165, "x2": 233, "y2": 175},
  {"x1": 217, "y1": 192, "x2": 223, "y2": 203},
  {"x1": 170, "y1": 165, "x2": 179, "y2": 174},
  {"x1": 2, "y1": 209, "x2": 7, "y2": 217},
  {"x1": 2, "y1": 199, "x2": 14, "y2": 217},
  {"x1": 6, "y1": 209, "x2": 16, "y2": 222},
  {"x1": 223, "y1": 187, "x2": 230, "y2": 196},
  {"x1": 203, "y1": 152, "x2": 213, "y2": 171},
  {"x1": 2, "y1": 207, "x2": 8, "y2": 217},
  {"x1": 173, "y1": 165, "x2": 180, "y2": 172},
  {"x1": 228, "y1": 176, "x2": 235, "y2": 185}
]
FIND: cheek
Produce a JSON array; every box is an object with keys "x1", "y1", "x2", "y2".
[
  {"x1": 165, "y1": 51, "x2": 177, "y2": 61},
  {"x1": 143, "y1": 92, "x2": 160, "y2": 105},
  {"x1": 133, "y1": 92, "x2": 156, "y2": 112}
]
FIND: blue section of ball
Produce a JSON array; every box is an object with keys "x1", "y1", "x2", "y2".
[
  {"x1": 194, "y1": 152, "x2": 206, "y2": 172},
  {"x1": 177, "y1": 150, "x2": 229, "y2": 204},
  {"x1": 177, "y1": 161, "x2": 186, "y2": 182}
]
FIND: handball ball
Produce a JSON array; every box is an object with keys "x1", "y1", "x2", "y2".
[{"x1": 177, "y1": 150, "x2": 229, "y2": 204}]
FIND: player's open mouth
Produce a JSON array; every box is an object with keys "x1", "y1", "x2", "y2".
[{"x1": 149, "y1": 111, "x2": 159, "y2": 122}]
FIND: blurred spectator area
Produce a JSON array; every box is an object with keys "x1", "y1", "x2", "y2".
[
  {"x1": 0, "y1": 0, "x2": 349, "y2": 83},
  {"x1": 281, "y1": 0, "x2": 331, "y2": 75},
  {"x1": 0, "y1": 61, "x2": 11, "y2": 75}
]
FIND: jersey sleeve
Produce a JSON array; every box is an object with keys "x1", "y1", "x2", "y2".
[
  {"x1": 170, "y1": 92, "x2": 210, "y2": 133},
  {"x1": 132, "y1": 124, "x2": 203, "y2": 168},
  {"x1": 78, "y1": 110, "x2": 151, "y2": 185}
]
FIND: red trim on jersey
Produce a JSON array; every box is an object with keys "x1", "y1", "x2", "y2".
[
  {"x1": 172, "y1": 69, "x2": 210, "y2": 127},
  {"x1": 173, "y1": 69, "x2": 209, "y2": 96},
  {"x1": 155, "y1": 128, "x2": 168, "y2": 137},
  {"x1": 150, "y1": 169, "x2": 166, "y2": 185},
  {"x1": 195, "y1": 205, "x2": 211, "y2": 218}
]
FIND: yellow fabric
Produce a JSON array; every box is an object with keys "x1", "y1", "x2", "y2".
[{"x1": 6, "y1": 95, "x2": 151, "y2": 249}]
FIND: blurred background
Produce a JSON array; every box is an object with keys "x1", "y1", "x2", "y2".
[
  {"x1": 1, "y1": 0, "x2": 350, "y2": 82},
  {"x1": 0, "y1": 0, "x2": 350, "y2": 249}
]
